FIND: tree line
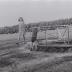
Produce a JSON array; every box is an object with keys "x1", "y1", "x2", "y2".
[{"x1": 0, "y1": 17, "x2": 72, "y2": 34}]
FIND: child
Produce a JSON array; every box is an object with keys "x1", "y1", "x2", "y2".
[{"x1": 18, "y1": 17, "x2": 26, "y2": 43}]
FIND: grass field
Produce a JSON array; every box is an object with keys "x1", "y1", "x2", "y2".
[
  {"x1": 0, "y1": 51, "x2": 72, "y2": 72},
  {"x1": 0, "y1": 31, "x2": 72, "y2": 72}
]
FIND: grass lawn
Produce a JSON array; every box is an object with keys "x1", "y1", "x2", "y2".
[{"x1": 0, "y1": 31, "x2": 72, "y2": 72}]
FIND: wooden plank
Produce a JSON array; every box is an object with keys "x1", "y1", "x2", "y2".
[{"x1": 38, "y1": 44, "x2": 72, "y2": 47}]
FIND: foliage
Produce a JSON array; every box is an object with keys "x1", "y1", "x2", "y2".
[
  {"x1": 0, "y1": 25, "x2": 18, "y2": 34},
  {"x1": 0, "y1": 17, "x2": 72, "y2": 34}
]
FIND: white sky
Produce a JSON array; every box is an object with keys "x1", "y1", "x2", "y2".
[
  {"x1": 0, "y1": 0, "x2": 72, "y2": 27},
  {"x1": 0, "y1": 0, "x2": 71, "y2": 1}
]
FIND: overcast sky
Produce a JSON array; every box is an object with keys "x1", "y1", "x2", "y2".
[{"x1": 0, "y1": 0, "x2": 72, "y2": 27}]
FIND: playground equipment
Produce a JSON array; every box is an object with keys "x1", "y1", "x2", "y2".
[{"x1": 37, "y1": 25, "x2": 72, "y2": 52}]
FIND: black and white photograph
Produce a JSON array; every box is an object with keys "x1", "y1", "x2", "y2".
[{"x1": 0, "y1": 0, "x2": 72, "y2": 72}]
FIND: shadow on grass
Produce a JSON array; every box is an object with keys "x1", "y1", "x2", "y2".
[
  {"x1": 0, "y1": 57, "x2": 14, "y2": 67},
  {"x1": 0, "y1": 51, "x2": 36, "y2": 68},
  {"x1": 11, "y1": 53, "x2": 36, "y2": 60}
]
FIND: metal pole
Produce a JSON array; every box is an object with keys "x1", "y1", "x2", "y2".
[
  {"x1": 45, "y1": 30, "x2": 47, "y2": 46},
  {"x1": 68, "y1": 25, "x2": 69, "y2": 44}
]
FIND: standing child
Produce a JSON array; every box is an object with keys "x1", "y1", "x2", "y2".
[
  {"x1": 18, "y1": 17, "x2": 26, "y2": 43},
  {"x1": 31, "y1": 27, "x2": 38, "y2": 50}
]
